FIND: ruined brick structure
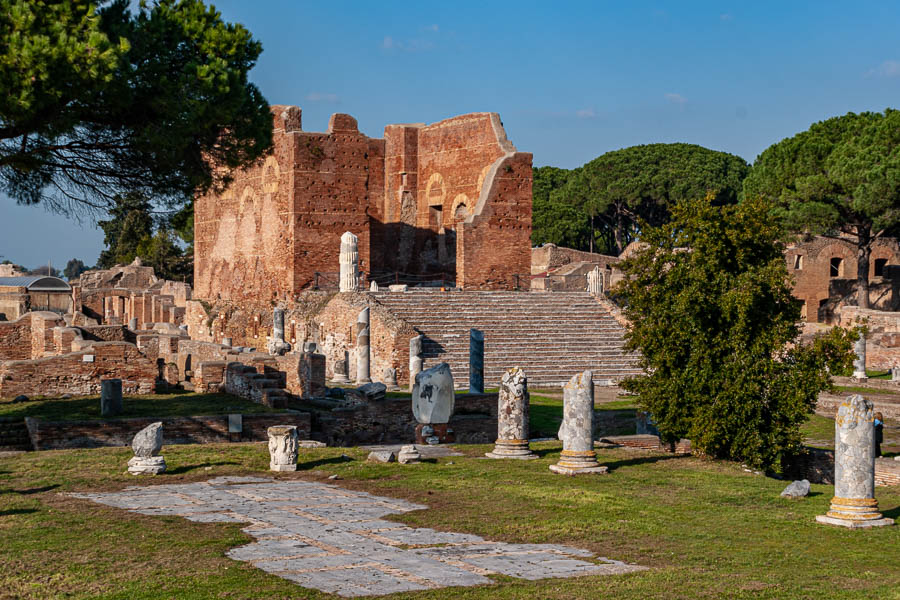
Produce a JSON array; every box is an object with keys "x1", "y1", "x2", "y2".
[
  {"x1": 785, "y1": 236, "x2": 900, "y2": 323},
  {"x1": 194, "y1": 106, "x2": 533, "y2": 303}
]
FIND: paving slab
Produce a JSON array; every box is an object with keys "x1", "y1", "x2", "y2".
[{"x1": 72, "y1": 475, "x2": 645, "y2": 597}]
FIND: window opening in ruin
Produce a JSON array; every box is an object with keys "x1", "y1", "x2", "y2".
[
  {"x1": 793, "y1": 254, "x2": 803, "y2": 270},
  {"x1": 429, "y1": 205, "x2": 443, "y2": 230},
  {"x1": 874, "y1": 258, "x2": 887, "y2": 277},
  {"x1": 830, "y1": 257, "x2": 843, "y2": 278}
]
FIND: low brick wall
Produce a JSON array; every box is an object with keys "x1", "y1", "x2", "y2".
[
  {"x1": 817, "y1": 393, "x2": 900, "y2": 420},
  {"x1": 25, "y1": 412, "x2": 311, "y2": 450},
  {"x1": 310, "y1": 393, "x2": 496, "y2": 446},
  {"x1": 784, "y1": 446, "x2": 899, "y2": 486},
  {"x1": 0, "y1": 342, "x2": 156, "y2": 398}
]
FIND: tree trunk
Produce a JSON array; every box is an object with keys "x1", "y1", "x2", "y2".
[
  {"x1": 614, "y1": 208, "x2": 625, "y2": 255},
  {"x1": 857, "y1": 227, "x2": 871, "y2": 310}
]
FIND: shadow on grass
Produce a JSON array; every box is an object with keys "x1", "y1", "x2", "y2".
[
  {"x1": 166, "y1": 462, "x2": 240, "y2": 475},
  {"x1": 882, "y1": 505, "x2": 900, "y2": 520},
  {"x1": 0, "y1": 508, "x2": 38, "y2": 516},
  {"x1": 0, "y1": 484, "x2": 59, "y2": 495},
  {"x1": 297, "y1": 456, "x2": 354, "y2": 470},
  {"x1": 603, "y1": 454, "x2": 690, "y2": 472}
]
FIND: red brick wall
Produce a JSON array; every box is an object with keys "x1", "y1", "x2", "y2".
[
  {"x1": 0, "y1": 342, "x2": 156, "y2": 398},
  {"x1": 0, "y1": 313, "x2": 34, "y2": 361}
]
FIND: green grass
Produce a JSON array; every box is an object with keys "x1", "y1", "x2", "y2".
[
  {"x1": 0, "y1": 392, "x2": 285, "y2": 422},
  {"x1": 1, "y1": 441, "x2": 899, "y2": 599}
]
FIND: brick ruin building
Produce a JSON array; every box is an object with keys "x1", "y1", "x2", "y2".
[{"x1": 193, "y1": 106, "x2": 533, "y2": 302}]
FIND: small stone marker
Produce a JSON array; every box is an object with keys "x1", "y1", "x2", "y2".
[
  {"x1": 816, "y1": 395, "x2": 894, "y2": 528},
  {"x1": 781, "y1": 479, "x2": 810, "y2": 498},
  {"x1": 487, "y1": 367, "x2": 537, "y2": 459},
  {"x1": 468, "y1": 328, "x2": 484, "y2": 394},
  {"x1": 892, "y1": 366, "x2": 900, "y2": 382},
  {"x1": 82, "y1": 354, "x2": 95, "y2": 363},
  {"x1": 267, "y1": 425, "x2": 299, "y2": 472},
  {"x1": 389, "y1": 284, "x2": 408, "y2": 292},
  {"x1": 398, "y1": 445, "x2": 422, "y2": 464},
  {"x1": 128, "y1": 317, "x2": 138, "y2": 330},
  {"x1": 100, "y1": 378, "x2": 123, "y2": 417},
  {"x1": 127, "y1": 422, "x2": 166, "y2": 475},
  {"x1": 367, "y1": 450, "x2": 396, "y2": 463},
  {"x1": 587, "y1": 266, "x2": 603, "y2": 296},
  {"x1": 369, "y1": 280, "x2": 379, "y2": 292},
  {"x1": 551, "y1": 371, "x2": 607, "y2": 475},
  {"x1": 356, "y1": 381, "x2": 386, "y2": 401},
  {"x1": 227, "y1": 414, "x2": 243, "y2": 433}
]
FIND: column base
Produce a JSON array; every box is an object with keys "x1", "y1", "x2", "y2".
[
  {"x1": 816, "y1": 515, "x2": 894, "y2": 528},
  {"x1": 486, "y1": 440, "x2": 537, "y2": 459},
  {"x1": 270, "y1": 463, "x2": 298, "y2": 472},
  {"x1": 549, "y1": 450, "x2": 607, "y2": 475},
  {"x1": 331, "y1": 376, "x2": 351, "y2": 384}
]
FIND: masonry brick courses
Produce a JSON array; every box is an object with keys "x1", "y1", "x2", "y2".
[{"x1": 0, "y1": 342, "x2": 156, "y2": 398}]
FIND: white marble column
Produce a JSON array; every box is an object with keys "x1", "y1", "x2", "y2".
[
  {"x1": 339, "y1": 231, "x2": 359, "y2": 293},
  {"x1": 550, "y1": 371, "x2": 607, "y2": 475},
  {"x1": 487, "y1": 367, "x2": 536, "y2": 459},
  {"x1": 816, "y1": 395, "x2": 893, "y2": 528}
]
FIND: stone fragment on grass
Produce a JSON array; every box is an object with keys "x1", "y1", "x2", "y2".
[
  {"x1": 781, "y1": 479, "x2": 810, "y2": 498},
  {"x1": 368, "y1": 450, "x2": 395, "y2": 463},
  {"x1": 128, "y1": 422, "x2": 166, "y2": 475},
  {"x1": 398, "y1": 445, "x2": 422, "y2": 464},
  {"x1": 267, "y1": 425, "x2": 299, "y2": 472}
]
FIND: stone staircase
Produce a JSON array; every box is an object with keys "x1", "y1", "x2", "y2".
[
  {"x1": 0, "y1": 417, "x2": 32, "y2": 451},
  {"x1": 372, "y1": 290, "x2": 642, "y2": 389}
]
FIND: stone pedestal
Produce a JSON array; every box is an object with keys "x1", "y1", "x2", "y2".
[
  {"x1": 332, "y1": 357, "x2": 351, "y2": 384},
  {"x1": 128, "y1": 317, "x2": 138, "y2": 331},
  {"x1": 550, "y1": 371, "x2": 607, "y2": 475},
  {"x1": 128, "y1": 421, "x2": 166, "y2": 475},
  {"x1": 267, "y1": 425, "x2": 299, "y2": 472},
  {"x1": 222, "y1": 337, "x2": 232, "y2": 348},
  {"x1": 415, "y1": 423, "x2": 455, "y2": 445},
  {"x1": 369, "y1": 280, "x2": 379, "y2": 292},
  {"x1": 409, "y1": 335, "x2": 423, "y2": 392},
  {"x1": 356, "y1": 307, "x2": 371, "y2": 383},
  {"x1": 383, "y1": 367, "x2": 400, "y2": 390},
  {"x1": 398, "y1": 445, "x2": 422, "y2": 464},
  {"x1": 339, "y1": 232, "x2": 359, "y2": 293},
  {"x1": 469, "y1": 329, "x2": 484, "y2": 394},
  {"x1": 100, "y1": 378, "x2": 123, "y2": 417},
  {"x1": 487, "y1": 367, "x2": 536, "y2": 459},
  {"x1": 587, "y1": 266, "x2": 603, "y2": 296},
  {"x1": 816, "y1": 395, "x2": 893, "y2": 528},
  {"x1": 266, "y1": 308, "x2": 291, "y2": 355},
  {"x1": 852, "y1": 334, "x2": 868, "y2": 381}
]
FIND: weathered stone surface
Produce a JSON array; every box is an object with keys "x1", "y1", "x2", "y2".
[
  {"x1": 128, "y1": 422, "x2": 166, "y2": 475},
  {"x1": 367, "y1": 450, "x2": 395, "y2": 463},
  {"x1": 332, "y1": 357, "x2": 351, "y2": 384},
  {"x1": 468, "y1": 328, "x2": 484, "y2": 394},
  {"x1": 75, "y1": 478, "x2": 645, "y2": 596},
  {"x1": 587, "y1": 266, "x2": 603, "y2": 296},
  {"x1": 356, "y1": 382, "x2": 386, "y2": 402},
  {"x1": 781, "y1": 479, "x2": 810, "y2": 498},
  {"x1": 267, "y1": 425, "x2": 299, "y2": 472},
  {"x1": 412, "y1": 363, "x2": 454, "y2": 424},
  {"x1": 340, "y1": 232, "x2": 359, "y2": 293},
  {"x1": 369, "y1": 281, "x2": 378, "y2": 292},
  {"x1": 389, "y1": 284, "x2": 408, "y2": 292},
  {"x1": 409, "y1": 335, "x2": 423, "y2": 392},
  {"x1": 13, "y1": 395, "x2": 28, "y2": 403},
  {"x1": 852, "y1": 335, "x2": 868, "y2": 380},
  {"x1": 100, "y1": 378, "x2": 123, "y2": 417},
  {"x1": 817, "y1": 395, "x2": 893, "y2": 528},
  {"x1": 551, "y1": 371, "x2": 606, "y2": 475},
  {"x1": 383, "y1": 367, "x2": 399, "y2": 390},
  {"x1": 487, "y1": 367, "x2": 536, "y2": 459},
  {"x1": 355, "y1": 307, "x2": 371, "y2": 384},
  {"x1": 397, "y1": 444, "x2": 421, "y2": 464},
  {"x1": 266, "y1": 308, "x2": 291, "y2": 356}
]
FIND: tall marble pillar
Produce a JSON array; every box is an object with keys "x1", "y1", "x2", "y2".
[
  {"x1": 469, "y1": 328, "x2": 484, "y2": 394},
  {"x1": 587, "y1": 266, "x2": 603, "y2": 296},
  {"x1": 409, "y1": 335, "x2": 423, "y2": 392},
  {"x1": 339, "y1": 231, "x2": 359, "y2": 293},
  {"x1": 356, "y1": 307, "x2": 371, "y2": 383},
  {"x1": 486, "y1": 367, "x2": 537, "y2": 459},
  {"x1": 550, "y1": 371, "x2": 607, "y2": 475},
  {"x1": 817, "y1": 395, "x2": 893, "y2": 528},
  {"x1": 852, "y1": 334, "x2": 867, "y2": 381}
]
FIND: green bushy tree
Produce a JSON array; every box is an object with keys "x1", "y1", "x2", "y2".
[
  {"x1": 617, "y1": 195, "x2": 855, "y2": 469},
  {"x1": 0, "y1": 0, "x2": 272, "y2": 214},
  {"x1": 743, "y1": 109, "x2": 900, "y2": 309}
]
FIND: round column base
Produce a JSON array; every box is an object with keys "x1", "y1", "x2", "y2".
[
  {"x1": 486, "y1": 440, "x2": 537, "y2": 459},
  {"x1": 549, "y1": 450, "x2": 607, "y2": 475}
]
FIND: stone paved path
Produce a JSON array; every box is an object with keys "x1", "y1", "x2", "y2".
[{"x1": 73, "y1": 476, "x2": 645, "y2": 597}]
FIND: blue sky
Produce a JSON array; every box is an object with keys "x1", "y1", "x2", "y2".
[{"x1": 3, "y1": 0, "x2": 899, "y2": 271}]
